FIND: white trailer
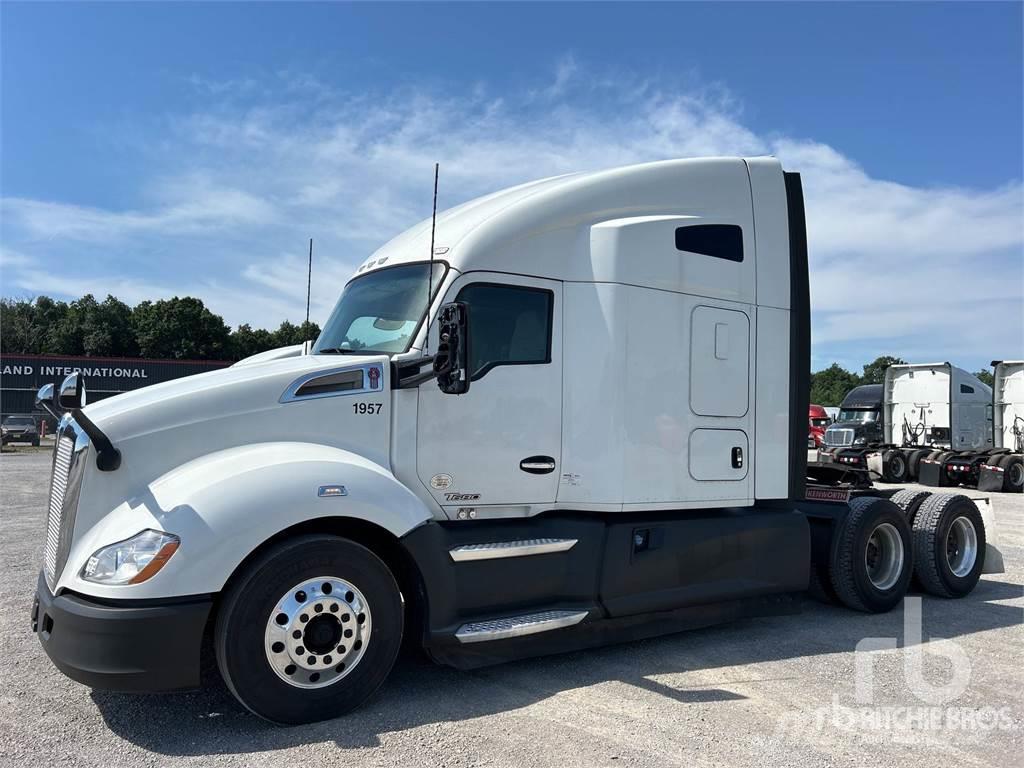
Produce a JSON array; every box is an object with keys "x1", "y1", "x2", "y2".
[{"x1": 29, "y1": 158, "x2": 1005, "y2": 724}]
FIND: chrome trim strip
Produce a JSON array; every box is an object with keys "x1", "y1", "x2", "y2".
[
  {"x1": 455, "y1": 610, "x2": 588, "y2": 644},
  {"x1": 520, "y1": 461, "x2": 556, "y2": 471},
  {"x1": 280, "y1": 363, "x2": 384, "y2": 403},
  {"x1": 448, "y1": 538, "x2": 578, "y2": 562}
]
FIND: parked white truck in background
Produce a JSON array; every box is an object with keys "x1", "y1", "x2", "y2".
[
  {"x1": 819, "y1": 363, "x2": 994, "y2": 483},
  {"x1": 958, "y1": 360, "x2": 1024, "y2": 493},
  {"x1": 30, "y1": 158, "x2": 1004, "y2": 725}
]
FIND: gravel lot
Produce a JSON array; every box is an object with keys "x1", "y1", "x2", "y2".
[{"x1": 2, "y1": 450, "x2": 1022, "y2": 768}]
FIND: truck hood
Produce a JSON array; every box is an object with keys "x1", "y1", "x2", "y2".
[{"x1": 83, "y1": 353, "x2": 384, "y2": 443}]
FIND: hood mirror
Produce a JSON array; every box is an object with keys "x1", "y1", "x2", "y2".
[
  {"x1": 59, "y1": 372, "x2": 87, "y2": 411},
  {"x1": 434, "y1": 302, "x2": 470, "y2": 395},
  {"x1": 35, "y1": 383, "x2": 59, "y2": 420}
]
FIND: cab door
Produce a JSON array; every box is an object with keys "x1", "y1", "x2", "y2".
[{"x1": 417, "y1": 273, "x2": 562, "y2": 510}]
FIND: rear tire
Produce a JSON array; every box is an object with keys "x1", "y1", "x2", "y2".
[
  {"x1": 830, "y1": 497, "x2": 913, "y2": 613},
  {"x1": 912, "y1": 494, "x2": 986, "y2": 597},
  {"x1": 890, "y1": 489, "x2": 931, "y2": 527},
  {"x1": 907, "y1": 449, "x2": 930, "y2": 480},
  {"x1": 883, "y1": 450, "x2": 909, "y2": 482},
  {"x1": 1004, "y1": 457, "x2": 1024, "y2": 492},
  {"x1": 215, "y1": 535, "x2": 403, "y2": 724}
]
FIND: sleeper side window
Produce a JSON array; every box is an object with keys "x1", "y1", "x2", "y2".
[
  {"x1": 675, "y1": 224, "x2": 744, "y2": 262},
  {"x1": 454, "y1": 283, "x2": 553, "y2": 380}
]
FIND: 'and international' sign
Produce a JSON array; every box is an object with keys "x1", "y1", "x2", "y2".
[{"x1": 0, "y1": 354, "x2": 231, "y2": 395}]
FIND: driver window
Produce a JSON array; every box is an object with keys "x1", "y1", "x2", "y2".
[{"x1": 455, "y1": 283, "x2": 552, "y2": 380}]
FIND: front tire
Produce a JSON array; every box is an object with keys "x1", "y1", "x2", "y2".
[{"x1": 215, "y1": 535, "x2": 403, "y2": 724}]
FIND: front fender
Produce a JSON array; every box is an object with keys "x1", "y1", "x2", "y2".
[{"x1": 59, "y1": 442, "x2": 433, "y2": 600}]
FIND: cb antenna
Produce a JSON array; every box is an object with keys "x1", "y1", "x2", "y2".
[
  {"x1": 425, "y1": 162, "x2": 439, "y2": 354},
  {"x1": 305, "y1": 238, "x2": 313, "y2": 325}
]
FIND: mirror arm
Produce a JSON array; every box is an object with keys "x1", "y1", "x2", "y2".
[
  {"x1": 37, "y1": 400, "x2": 60, "y2": 421},
  {"x1": 393, "y1": 356, "x2": 438, "y2": 389},
  {"x1": 73, "y1": 410, "x2": 121, "y2": 472}
]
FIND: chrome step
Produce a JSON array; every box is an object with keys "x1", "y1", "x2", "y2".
[
  {"x1": 448, "y1": 538, "x2": 577, "y2": 562},
  {"x1": 455, "y1": 610, "x2": 588, "y2": 644}
]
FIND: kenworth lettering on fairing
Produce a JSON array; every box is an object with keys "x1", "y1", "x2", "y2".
[{"x1": 30, "y1": 158, "x2": 1004, "y2": 726}]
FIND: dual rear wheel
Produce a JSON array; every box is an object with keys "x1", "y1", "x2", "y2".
[{"x1": 819, "y1": 493, "x2": 986, "y2": 612}]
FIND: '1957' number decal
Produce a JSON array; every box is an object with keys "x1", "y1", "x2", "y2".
[{"x1": 353, "y1": 403, "x2": 382, "y2": 415}]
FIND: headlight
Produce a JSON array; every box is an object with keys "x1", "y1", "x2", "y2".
[
  {"x1": 853, "y1": 437, "x2": 867, "y2": 446},
  {"x1": 81, "y1": 529, "x2": 180, "y2": 585}
]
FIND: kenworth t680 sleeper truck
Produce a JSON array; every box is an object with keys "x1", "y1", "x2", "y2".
[{"x1": 30, "y1": 158, "x2": 1004, "y2": 724}]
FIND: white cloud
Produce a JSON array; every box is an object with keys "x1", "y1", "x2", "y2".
[{"x1": 1, "y1": 64, "x2": 1021, "y2": 368}]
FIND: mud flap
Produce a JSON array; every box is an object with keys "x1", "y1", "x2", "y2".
[
  {"x1": 977, "y1": 464, "x2": 1006, "y2": 493},
  {"x1": 866, "y1": 452, "x2": 884, "y2": 480},
  {"x1": 917, "y1": 459, "x2": 949, "y2": 487},
  {"x1": 973, "y1": 497, "x2": 1005, "y2": 574}
]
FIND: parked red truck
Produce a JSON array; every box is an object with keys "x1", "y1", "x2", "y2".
[{"x1": 808, "y1": 404, "x2": 830, "y2": 448}]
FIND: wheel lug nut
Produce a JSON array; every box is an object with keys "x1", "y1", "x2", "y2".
[
  {"x1": 307, "y1": 656, "x2": 316, "y2": 666},
  {"x1": 296, "y1": 646, "x2": 305, "y2": 655}
]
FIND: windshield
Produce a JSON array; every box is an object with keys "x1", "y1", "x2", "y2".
[
  {"x1": 313, "y1": 262, "x2": 446, "y2": 355},
  {"x1": 837, "y1": 409, "x2": 879, "y2": 423},
  {"x1": 810, "y1": 417, "x2": 830, "y2": 428}
]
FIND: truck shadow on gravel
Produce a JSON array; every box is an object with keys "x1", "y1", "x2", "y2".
[{"x1": 91, "y1": 578, "x2": 1024, "y2": 756}]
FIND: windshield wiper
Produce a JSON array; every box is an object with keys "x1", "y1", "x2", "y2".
[{"x1": 317, "y1": 348, "x2": 362, "y2": 355}]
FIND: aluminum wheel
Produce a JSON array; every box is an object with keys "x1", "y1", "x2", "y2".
[
  {"x1": 864, "y1": 522, "x2": 904, "y2": 591},
  {"x1": 945, "y1": 516, "x2": 978, "y2": 578},
  {"x1": 263, "y1": 576, "x2": 371, "y2": 689}
]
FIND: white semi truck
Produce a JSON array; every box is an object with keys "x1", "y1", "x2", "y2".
[
  {"x1": 31, "y1": 158, "x2": 1004, "y2": 724},
  {"x1": 819, "y1": 363, "x2": 994, "y2": 483},
  {"x1": 947, "y1": 360, "x2": 1024, "y2": 493}
]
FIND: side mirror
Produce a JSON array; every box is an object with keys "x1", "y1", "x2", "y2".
[
  {"x1": 433, "y1": 302, "x2": 470, "y2": 395},
  {"x1": 59, "y1": 372, "x2": 87, "y2": 411},
  {"x1": 35, "y1": 383, "x2": 59, "y2": 420}
]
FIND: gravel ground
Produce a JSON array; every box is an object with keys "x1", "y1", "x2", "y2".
[{"x1": 1, "y1": 450, "x2": 1022, "y2": 768}]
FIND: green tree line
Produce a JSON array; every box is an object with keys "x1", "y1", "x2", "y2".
[
  {"x1": 0, "y1": 295, "x2": 320, "y2": 361},
  {"x1": 811, "y1": 355, "x2": 994, "y2": 407}
]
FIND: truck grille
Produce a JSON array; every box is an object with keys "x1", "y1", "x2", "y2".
[
  {"x1": 43, "y1": 422, "x2": 86, "y2": 589},
  {"x1": 823, "y1": 428, "x2": 854, "y2": 448}
]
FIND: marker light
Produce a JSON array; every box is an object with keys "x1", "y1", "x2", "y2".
[{"x1": 81, "y1": 529, "x2": 180, "y2": 585}]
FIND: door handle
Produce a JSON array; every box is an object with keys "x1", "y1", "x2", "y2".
[
  {"x1": 731, "y1": 447, "x2": 744, "y2": 469},
  {"x1": 520, "y1": 456, "x2": 556, "y2": 474}
]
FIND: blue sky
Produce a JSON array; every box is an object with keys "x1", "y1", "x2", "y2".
[{"x1": 2, "y1": 2, "x2": 1022, "y2": 372}]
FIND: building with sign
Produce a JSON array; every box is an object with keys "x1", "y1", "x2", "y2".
[{"x1": 0, "y1": 354, "x2": 232, "y2": 430}]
